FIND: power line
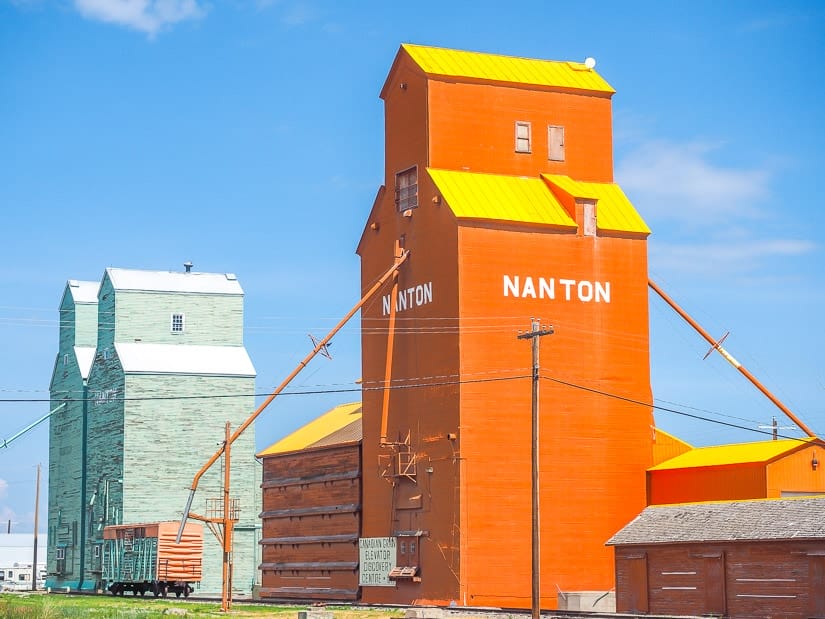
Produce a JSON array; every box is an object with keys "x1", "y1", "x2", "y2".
[{"x1": 539, "y1": 374, "x2": 812, "y2": 442}]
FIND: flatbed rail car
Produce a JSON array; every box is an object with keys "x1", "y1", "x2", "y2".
[{"x1": 103, "y1": 521, "x2": 203, "y2": 597}]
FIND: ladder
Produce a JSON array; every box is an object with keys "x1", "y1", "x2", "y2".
[{"x1": 121, "y1": 528, "x2": 135, "y2": 581}]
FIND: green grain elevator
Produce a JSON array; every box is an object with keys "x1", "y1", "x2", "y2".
[{"x1": 47, "y1": 267, "x2": 260, "y2": 596}]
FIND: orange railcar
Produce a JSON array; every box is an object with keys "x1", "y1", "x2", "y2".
[{"x1": 102, "y1": 521, "x2": 202, "y2": 597}]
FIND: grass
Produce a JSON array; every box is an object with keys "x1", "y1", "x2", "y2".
[{"x1": 0, "y1": 593, "x2": 406, "y2": 618}]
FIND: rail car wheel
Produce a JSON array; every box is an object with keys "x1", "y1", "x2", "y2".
[
  {"x1": 183, "y1": 585, "x2": 190, "y2": 598},
  {"x1": 161, "y1": 585, "x2": 168, "y2": 598},
  {"x1": 175, "y1": 590, "x2": 181, "y2": 598},
  {"x1": 152, "y1": 582, "x2": 160, "y2": 597}
]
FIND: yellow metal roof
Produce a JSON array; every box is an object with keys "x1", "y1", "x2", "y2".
[
  {"x1": 257, "y1": 402, "x2": 362, "y2": 457},
  {"x1": 428, "y1": 168, "x2": 577, "y2": 229},
  {"x1": 649, "y1": 438, "x2": 816, "y2": 471},
  {"x1": 542, "y1": 174, "x2": 651, "y2": 235},
  {"x1": 402, "y1": 44, "x2": 615, "y2": 94}
]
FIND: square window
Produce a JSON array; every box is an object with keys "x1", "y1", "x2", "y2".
[
  {"x1": 515, "y1": 121, "x2": 531, "y2": 153},
  {"x1": 395, "y1": 166, "x2": 418, "y2": 212},
  {"x1": 56, "y1": 547, "x2": 65, "y2": 560},
  {"x1": 171, "y1": 313, "x2": 185, "y2": 333}
]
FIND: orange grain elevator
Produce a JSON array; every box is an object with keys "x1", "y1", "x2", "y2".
[{"x1": 357, "y1": 44, "x2": 654, "y2": 609}]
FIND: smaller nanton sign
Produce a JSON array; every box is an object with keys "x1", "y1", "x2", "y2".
[{"x1": 359, "y1": 537, "x2": 397, "y2": 587}]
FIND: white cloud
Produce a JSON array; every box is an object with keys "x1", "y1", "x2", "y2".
[
  {"x1": 72, "y1": 0, "x2": 206, "y2": 35},
  {"x1": 651, "y1": 239, "x2": 816, "y2": 275},
  {"x1": 0, "y1": 478, "x2": 7, "y2": 499},
  {"x1": 616, "y1": 140, "x2": 771, "y2": 224}
]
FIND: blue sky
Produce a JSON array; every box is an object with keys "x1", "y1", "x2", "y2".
[{"x1": 1, "y1": 1, "x2": 823, "y2": 533}]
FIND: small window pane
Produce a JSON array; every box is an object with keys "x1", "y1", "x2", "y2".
[
  {"x1": 515, "y1": 121, "x2": 531, "y2": 153},
  {"x1": 395, "y1": 167, "x2": 418, "y2": 212},
  {"x1": 171, "y1": 313, "x2": 185, "y2": 333}
]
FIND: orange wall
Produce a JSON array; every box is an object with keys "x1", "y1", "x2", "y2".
[
  {"x1": 767, "y1": 445, "x2": 825, "y2": 496},
  {"x1": 648, "y1": 464, "x2": 767, "y2": 505},
  {"x1": 457, "y1": 223, "x2": 652, "y2": 607},
  {"x1": 428, "y1": 79, "x2": 614, "y2": 182}
]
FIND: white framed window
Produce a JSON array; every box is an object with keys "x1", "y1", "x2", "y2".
[
  {"x1": 63, "y1": 353, "x2": 69, "y2": 366},
  {"x1": 515, "y1": 121, "x2": 531, "y2": 153},
  {"x1": 395, "y1": 166, "x2": 418, "y2": 212},
  {"x1": 94, "y1": 544, "x2": 101, "y2": 558},
  {"x1": 56, "y1": 547, "x2": 65, "y2": 560},
  {"x1": 171, "y1": 313, "x2": 185, "y2": 333},
  {"x1": 102, "y1": 348, "x2": 110, "y2": 361},
  {"x1": 548, "y1": 124, "x2": 565, "y2": 161}
]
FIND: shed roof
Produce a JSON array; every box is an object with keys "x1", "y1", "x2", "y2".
[
  {"x1": 543, "y1": 174, "x2": 651, "y2": 234},
  {"x1": 649, "y1": 438, "x2": 818, "y2": 471},
  {"x1": 106, "y1": 268, "x2": 243, "y2": 295},
  {"x1": 65, "y1": 280, "x2": 100, "y2": 304},
  {"x1": 257, "y1": 402, "x2": 362, "y2": 457},
  {"x1": 114, "y1": 343, "x2": 255, "y2": 377},
  {"x1": 428, "y1": 168, "x2": 650, "y2": 235},
  {"x1": 607, "y1": 496, "x2": 825, "y2": 546},
  {"x1": 429, "y1": 168, "x2": 576, "y2": 229},
  {"x1": 400, "y1": 44, "x2": 615, "y2": 94}
]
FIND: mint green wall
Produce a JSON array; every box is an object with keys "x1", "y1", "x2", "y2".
[
  {"x1": 47, "y1": 284, "x2": 98, "y2": 589},
  {"x1": 123, "y1": 374, "x2": 259, "y2": 595}
]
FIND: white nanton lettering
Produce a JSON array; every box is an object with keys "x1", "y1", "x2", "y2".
[
  {"x1": 382, "y1": 282, "x2": 434, "y2": 316},
  {"x1": 503, "y1": 275, "x2": 611, "y2": 303}
]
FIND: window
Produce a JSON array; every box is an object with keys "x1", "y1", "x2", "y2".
[
  {"x1": 56, "y1": 547, "x2": 65, "y2": 560},
  {"x1": 63, "y1": 353, "x2": 69, "y2": 366},
  {"x1": 171, "y1": 313, "x2": 185, "y2": 333},
  {"x1": 548, "y1": 125, "x2": 565, "y2": 161},
  {"x1": 515, "y1": 121, "x2": 531, "y2": 153},
  {"x1": 94, "y1": 545, "x2": 101, "y2": 558},
  {"x1": 395, "y1": 166, "x2": 418, "y2": 212}
]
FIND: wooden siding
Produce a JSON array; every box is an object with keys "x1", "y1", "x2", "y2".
[
  {"x1": 123, "y1": 374, "x2": 258, "y2": 596},
  {"x1": 359, "y1": 47, "x2": 651, "y2": 609},
  {"x1": 52, "y1": 271, "x2": 259, "y2": 595},
  {"x1": 259, "y1": 444, "x2": 361, "y2": 601},
  {"x1": 615, "y1": 540, "x2": 825, "y2": 618},
  {"x1": 428, "y1": 78, "x2": 614, "y2": 182},
  {"x1": 47, "y1": 284, "x2": 98, "y2": 589}
]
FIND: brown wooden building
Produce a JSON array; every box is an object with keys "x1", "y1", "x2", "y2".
[
  {"x1": 257, "y1": 403, "x2": 362, "y2": 601},
  {"x1": 607, "y1": 497, "x2": 825, "y2": 618}
]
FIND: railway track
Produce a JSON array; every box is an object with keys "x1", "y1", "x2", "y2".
[{"x1": 43, "y1": 590, "x2": 700, "y2": 619}]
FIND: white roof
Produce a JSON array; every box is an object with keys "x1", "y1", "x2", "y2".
[
  {"x1": 106, "y1": 268, "x2": 243, "y2": 295},
  {"x1": 115, "y1": 343, "x2": 256, "y2": 377},
  {"x1": 74, "y1": 346, "x2": 95, "y2": 380},
  {"x1": 66, "y1": 280, "x2": 100, "y2": 304}
]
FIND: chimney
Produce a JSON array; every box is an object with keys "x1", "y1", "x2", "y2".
[{"x1": 183, "y1": 261, "x2": 193, "y2": 273}]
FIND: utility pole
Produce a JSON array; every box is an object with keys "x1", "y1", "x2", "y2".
[
  {"x1": 32, "y1": 463, "x2": 40, "y2": 591},
  {"x1": 518, "y1": 319, "x2": 554, "y2": 619}
]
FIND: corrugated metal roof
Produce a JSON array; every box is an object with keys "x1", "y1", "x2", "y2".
[
  {"x1": 66, "y1": 280, "x2": 100, "y2": 304},
  {"x1": 114, "y1": 343, "x2": 256, "y2": 377},
  {"x1": 607, "y1": 496, "x2": 825, "y2": 546},
  {"x1": 74, "y1": 346, "x2": 95, "y2": 380},
  {"x1": 542, "y1": 174, "x2": 651, "y2": 235},
  {"x1": 649, "y1": 438, "x2": 816, "y2": 471},
  {"x1": 428, "y1": 168, "x2": 577, "y2": 229},
  {"x1": 106, "y1": 268, "x2": 243, "y2": 295},
  {"x1": 402, "y1": 44, "x2": 615, "y2": 94},
  {"x1": 257, "y1": 402, "x2": 362, "y2": 457}
]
